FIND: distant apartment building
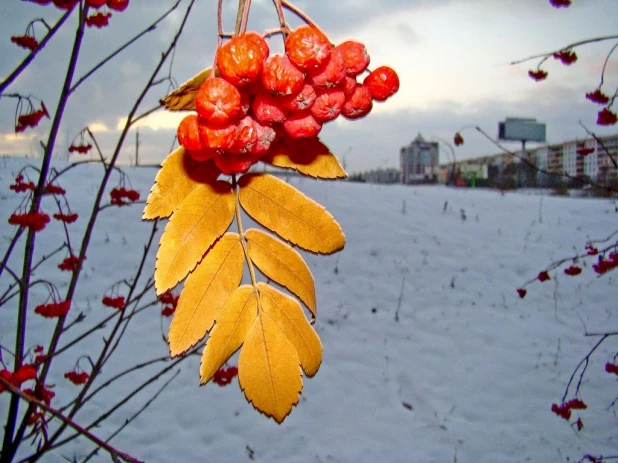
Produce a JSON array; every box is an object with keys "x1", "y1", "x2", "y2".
[{"x1": 400, "y1": 133, "x2": 439, "y2": 184}]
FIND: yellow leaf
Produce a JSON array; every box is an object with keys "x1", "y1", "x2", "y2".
[
  {"x1": 161, "y1": 67, "x2": 211, "y2": 111},
  {"x1": 257, "y1": 282, "x2": 322, "y2": 377},
  {"x1": 245, "y1": 228, "x2": 316, "y2": 318},
  {"x1": 155, "y1": 181, "x2": 235, "y2": 294},
  {"x1": 239, "y1": 310, "x2": 302, "y2": 423},
  {"x1": 169, "y1": 233, "x2": 244, "y2": 356},
  {"x1": 238, "y1": 173, "x2": 345, "y2": 254},
  {"x1": 200, "y1": 285, "x2": 257, "y2": 383},
  {"x1": 143, "y1": 147, "x2": 220, "y2": 220},
  {"x1": 262, "y1": 137, "x2": 347, "y2": 179}
]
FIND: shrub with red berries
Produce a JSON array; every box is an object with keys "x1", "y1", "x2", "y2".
[
  {"x1": 8, "y1": 212, "x2": 50, "y2": 231},
  {"x1": 110, "y1": 187, "x2": 140, "y2": 206},
  {"x1": 9, "y1": 175, "x2": 35, "y2": 193},
  {"x1": 34, "y1": 300, "x2": 71, "y2": 318},
  {"x1": 213, "y1": 366, "x2": 238, "y2": 386},
  {"x1": 64, "y1": 370, "x2": 89, "y2": 385},
  {"x1": 102, "y1": 295, "x2": 125, "y2": 310}
]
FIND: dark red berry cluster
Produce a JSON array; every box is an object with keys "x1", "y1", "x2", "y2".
[
  {"x1": 586, "y1": 89, "x2": 610, "y2": 105},
  {"x1": 158, "y1": 290, "x2": 179, "y2": 317},
  {"x1": 552, "y1": 50, "x2": 577, "y2": 65},
  {"x1": 29, "y1": 0, "x2": 128, "y2": 11},
  {"x1": 53, "y1": 212, "x2": 78, "y2": 223},
  {"x1": 0, "y1": 365, "x2": 37, "y2": 393},
  {"x1": 8, "y1": 212, "x2": 50, "y2": 231},
  {"x1": 213, "y1": 365, "x2": 238, "y2": 386},
  {"x1": 102, "y1": 295, "x2": 126, "y2": 310},
  {"x1": 58, "y1": 255, "x2": 80, "y2": 272},
  {"x1": 528, "y1": 70, "x2": 548, "y2": 82},
  {"x1": 606, "y1": 362, "x2": 618, "y2": 375},
  {"x1": 593, "y1": 252, "x2": 618, "y2": 275},
  {"x1": 34, "y1": 300, "x2": 71, "y2": 318},
  {"x1": 576, "y1": 147, "x2": 594, "y2": 156},
  {"x1": 110, "y1": 187, "x2": 140, "y2": 206},
  {"x1": 10, "y1": 175, "x2": 35, "y2": 193},
  {"x1": 178, "y1": 25, "x2": 399, "y2": 174},
  {"x1": 11, "y1": 35, "x2": 38, "y2": 51},
  {"x1": 563, "y1": 265, "x2": 582, "y2": 276},
  {"x1": 549, "y1": 0, "x2": 571, "y2": 7},
  {"x1": 15, "y1": 103, "x2": 49, "y2": 133},
  {"x1": 69, "y1": 143, "x2": 93, "y2": 154},
  {"x1": 453, "y1": 133, "x2": 464, "y2": 146},
  {"x1": 64, "y1": 370, "x2": 89, "y2": 385},
  {"x1": 23, "y1": 384, "x2": 55, "y2": 405},
  {"x1": 537, "y1": 270, "x2": 551, "y2": 282},
  {"x1": 597, "y1": 107, "x2": 618, "y2": 126},
  {"x1": 43, "y1": 183, "x2": 66, "y2": 195},
  {"x1": 551, "y1": 398, "x2": 587, "y2": 421},
  {"x1": 86, "y1": 12, "x2": 112, "y2": 28},
  {"x1": 33, "y1": 345, "x2": 47, "y2": 364}
]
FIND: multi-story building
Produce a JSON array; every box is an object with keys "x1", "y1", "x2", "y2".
[{"x1": 400, "y1": 133, "x2": 439, "y2": 184}]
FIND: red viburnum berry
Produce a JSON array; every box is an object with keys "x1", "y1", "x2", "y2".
[
  {"x1": 551, "y1": 403, "x2": 571, "y2": 420},
  {"x1": 252, "y1": 92, "x2": 288, "y2": 123},
  {"x1": 10, "y1": 175, "x2": 35, "y2": 193},
  {"x1": 564, "y1": 265, "x2": 582, "y2": 276},
  {"x1": 454, "y1": 133, "x2": 464, "y2": 146},
  {"x1": 528, "y1": 69, "x2": 548, "y2": 81},
  {"x1": 102, "y1": 296, "x2": 125, "y2": 310},
  {"x1": 597, "y1": 108, "x2": 617, "y2": 126},
  {"x1": 198, "y1": 120, "x2": 237, "y2": 151},
  {"x1": 364, "y1": 66, "x2": 400, "y2": 102},
  {"x1": 106, "y1": 0, "x2": 128, "y2": 11},
  {"x1": 195, "y1": 77, "x2": 241, "y2": 125},
  {"x1": 35, "y1": 300, "x2": 71, "y2": 318},
  {"x1": 261, "y1": 54, "x2": 305, "y2": 96},
  {"x1": 11, "y1": 35, "x2": 39, "y2": 51},
  {"x1": 177, "y1": 114, "x2": 206, "y2": 152},
  {"x1": 230, "y1": 116, "x2": 258, "y2": 154},
  {"x1": 213, "y1": 366, "x2": 238, "y2": 386},
  {"x1": 516, "y1": 288, "x2": 527, "y2": 299},
  {"x1": 308, "y1": 48, "x2": 346, "y2": 89},
  {"x1": 217, "y1": 34, "x2": 265, "y2": 87},
  {"x1": 585, "y1": 89, "x2": 610, "y2": 105},
  {"x1": 283, "y1": 112, "x2": 322, "y2": 139},
  {"x1": 161, "y1": 306, "x2": 175, "y2": 317},
  {"x1": 553, "y1": 50, "x2": 577, "y2": 65},
  {"x1": 537, "y1": 270, "x2": 551, "y2": 282},
  {"x1": 285, "y1": 24, "x2": 332, "y2": 71},
  {"x1": 64, "y1": 370, "x2": 89, "y2": 385},
  {"x1": 311, "y1": 89, "x2": 345, "y2": 123},
  {"x1": 341, "y1": 84, "x2": 373, "y2": 120},
  {"x1": 44, "y1": 183, "x2": 66, "y2": 195},
  {"x1": 336, "y1": 40, "x2": 370, "y2": 76},
  {"x1": 279, "y1": 83, "x2": 317, "y2": 113},
  {"x1": 58, "y1": 255, "x2": 80, "y2": 272},
  {"x1": 549, "y1": 0, "x2": 571, "y2": 7}
]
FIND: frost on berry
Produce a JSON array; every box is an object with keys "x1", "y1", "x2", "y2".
[
  {"x1": 252, "y1": 92, "x2": 288, "y2": 123},
  {"x1": 198, "y1": 120, "x2": 237, "y2": 151},
  {"x1": 177, "y1": 114, "x2": 206, "y2": 152},
  {"x1": 195, "y1": 77, "x2": 241, "y2": 124},
  {"x1": 261, "y1": 54, "x2": 305, "y2": 96},
  {"x1": 285, "y1": 25, "x2": 332, "y2": 71},
  {"x1": 336, "y1": 40, "x2": 370, "y2": 76},
  {"x1": 217, "y1": 34, "x2": 265, "y2": 86},
  {"x1": 308, "y1": 48, "x2": 346, "y2": 89},
  {"x1": 363, "y1": 66, "x2": 400, "y2": 102},
  {"x1": 279, "y1": 83, "x2": 317, "y2": 113},
  {"x1": 310, "y1": 89, "x2": 345, "y2": 122},
  {"x1": 341, "y1": 84, "x2": 373, "y2": 120},
  {"x1": 283, "y1": 112, "x2": 322, "y2": 138}
]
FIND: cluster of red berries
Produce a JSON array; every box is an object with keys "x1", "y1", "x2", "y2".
[
  {"x1": 0, "y1": 364, "x2": 37, "y2": 393},
  {"x1": 549, "y1": 0, "x2": 571, "y2": 7},
  {"x1": 110, "y1": 187, "x2": 140, "y2": 206},
  {"x1": 28, "y1": 0, "x2": 128, "y2": 11},
  {"x1": 597, "y1": 108, "x2": 617, "y2": 126},
  {"x1": 8, "y1": 212, "x2": 50, "y2": 231},
  {"x1": 516, "y1": 288, "x2": 527, "y2": 299},
  {"x1": 64, "y1": 370, "x2": 89, "y2": 385},
  {"x1": 10, "y1": 175, "x2": 35, "y2": 193},
  {"x1": 453, "y1": 133, "x2": 464, "y2": 147},
  {"x1": 528, "y1": 69, "x2": 548, "y2": 82},
  {"x1": 68, "y1": 143, "x2": 93, "y2": 154},
  {"x1": 586, "y1": 89, "x2": 610, "y2": 105},
  {"x1": 606, "y1": 362, "x2": 618, "y2": 375},
  {"x1": 552, "y1": 50, "x2": 577, "y2": 65},
  {"x1": 44, "y1": 183, "x2": 66, "y2": 195},
  {"x1": 177, "y1": 25, "x2": 399, "y2": 174},
  {"x1": 58, "y1": 255, "x2": 80, "y2": 272},
  {"x1": 537, "y1": 270, "x2": 551, "y2": 282},
  {"x1": 102, "y1": 295, "x2": 126, "y2": 310},
  {"x1": 86, "y1": 12, "x2": 112, "y2": 28},
  {"x1": 586, "y1": 245, "x2": 599, "y2": 256},
  {"x1": 34, "y1": 300, "x2": 71, "y2": 318},
  {"x1": 53, "y1": 212, "x2": 78, "y2": 223},
  {"x1": 15, "y1": 103, "x2": 49, "y2": 133},
  {"x1": 11, "y1": 35, "x2": 38, "y2": 51},
  {"x1": 33, "y1": 345, "x2": 47, "y2": 364},
  {"x1": 23, "y1": 384, "x2": 55, "y2": 406},
  {"x1": 551, "y1": 398, "x2": 586, "y2": 421},
  {"x1": 576, "y1": 147, "x2": 594, "y2": 156},
  {"x1": 158, "y1": 290, "x2": 179, "y2": 317},
  {"x1": 593, "y1": 252, "x2": 618, "y2": 275},
  {"x1": 563, "y1": 265, "x2": 582, "y2": 276},
  {"x1": 213, "y1": 365, "x2": 238, "y2": 386}
]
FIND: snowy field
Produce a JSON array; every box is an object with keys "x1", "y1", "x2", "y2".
[{"x1": 1, "y1": 155, "x2": 617, "y2": 463}]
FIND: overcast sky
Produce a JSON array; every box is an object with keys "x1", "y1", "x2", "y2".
[{"x1": 1, "y1": 0, "x2": 617, "y2": 173}]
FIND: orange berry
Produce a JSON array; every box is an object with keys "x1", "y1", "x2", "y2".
[
  {"x1": 285, "y1": 25, "x2": 332, "y2": 71},
  {"x1": 195, "y1": 77, "x2": 241, "y2": 124}
]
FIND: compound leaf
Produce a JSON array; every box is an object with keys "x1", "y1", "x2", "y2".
[
  {"x1": 161, "y1": 67, "x2": 211, "y2": 111},
  {"x1": 143, "y1": 147, "x2": 220, "y2": 220},
  {"x1": 257, "y1": 282, "x2": 322, "y2": 377},
  {"x1": 155, "y1": 180, "x2": 234, "y2": 294},
  {"x1": 239, "y1": 309, "x2": 302, "y2": 423},
  {"x1": 200, "y1": 285, "x2": 257, "y2": 383},
  {"x1": 245, "y1": 228, "x2": 316, "y2": 317},
  {"x1": 169, "y1": 233, "x2": 244, "y2": 357},
  {"x1": 262, "y1": 137, "x2": 346, "y2": 179},
  {"x1": 238, "y1": 173, "x2": 345, "y2": 254}
]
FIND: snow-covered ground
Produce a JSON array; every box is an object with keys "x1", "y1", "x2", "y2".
[{"x1": 1, "y1": 155, "x2": 617, "y2": 463}]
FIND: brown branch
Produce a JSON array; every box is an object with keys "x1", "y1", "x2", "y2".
[{"x1": 509, "y1": 35, "x2": 618, "y2": 66}]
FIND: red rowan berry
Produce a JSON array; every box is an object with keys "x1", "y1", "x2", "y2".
[
  {"x1": 217, "y1": 34, "x2": 265, "y2": 87},
  {"x1": 528, "y1": 69, "x2": 548, "y2": 81},
  {"x1": 279, "y1": 83, "x2": 317, "y2": 113},
  {"x1": 516, "y1": 288, "x2": 527, "y2": 299},
  {"x1": 364, "y1": 66, "x2": 400, "y2": 101},
  {"x1": 336, "y1": 41, "x2": 370, "y2": 76},
  {"x1": 177, "y1": 114, "x2": 206, "y2": 152},
  {"x1": 86, "y1": 0, "x2": 107, "y2": 7},
  {"x1": 106, "y1": 0, "x2": 129, "y2": 11},
  {"x1": 252, "y1": 92, "x2": 288, "y2": 123},
  {"x1": 538, "y1": 270, "x2": 550, "y2": 282},
  {"x1": 230, "y1": 116, "x2": 258, "y2": 154},
  {"x1": 564, "y1": 265, "x2": 582, "y2": 276},
  {"x1": 597, "y1": 108, "x2": 617, "y2": 126},
  {"x1": 245, "y1": 31, "x2": 270, "y2": 63},
  {"x1": 195, "y1": 77, "x2": 241, "y2": 125},
  {"x1": 252, "y1": 119, "x2": 276, "y2": 155},
  {"x1": 585, "y1": 89, "x2": 609, "y2": 105},
  {"x1": 341, "y1": 84, "x2": 373, "y2": 120},
  {"x1": 454, "y1": 133, "x2": 464, "y2": 146},
  {"x1": 53, "y1": 0, "x2": 79, "y2": 9},
  {"x1": 553, "y1": 50, "x2": 577, "y2": 65},
  {"x1": 186, "y1": 147, "x2": 218, "y2": 162},
  {"x1": 198, "y1": 121, "x2": 237, "y2": 151},
  {"x1": 285, "y1": 25, "x2": 332, "y2": 71},
  {"x1": 342, "y1": 76, "x2": 357, "y2": 96},
  {"x1": 261, "y1": 54, "x2": 305, "y2": 96},
  {"x1": 308, "y1": 48, "x2": 346, "y2": 89},
  {"x1": 215, "y1": 153, "x2": 260, "y2": 175},
  {"x1": 311, "y1": 89, "x2": 345, "y2": 122},
  {"x1": 283, "y1": 112, "x2": 322, "y2": 138}
]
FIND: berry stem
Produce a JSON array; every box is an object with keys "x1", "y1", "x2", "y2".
[
  {"x1": 232, "y1": 175, "x2": 259, "y2": 290},
  {"x1": 280, "y1": 0, "x2": 328, "y2": 39},
  {"x1": 239, "y1": 0, "x2": 252, "y2": 34}
]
